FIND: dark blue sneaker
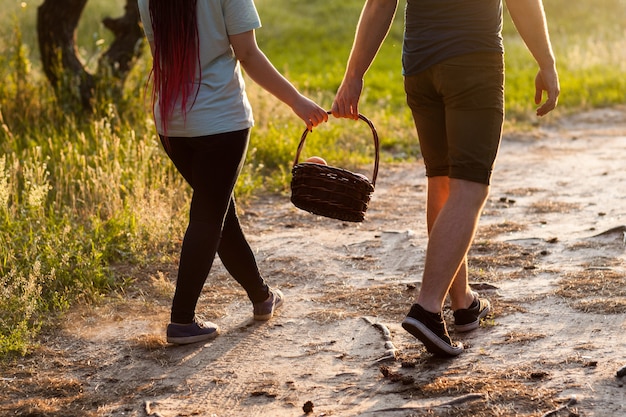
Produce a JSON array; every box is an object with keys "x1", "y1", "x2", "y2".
[
  {"x1": 166, "y1": 317, "x2": 219, "y2": 345},
  {"x1": 453, "y1": 292, "x2": 491, "y2": 333},
  {"x1": 253, "y1": 288, "x2": 284, "y2": 321},
  {"x1": 402, "y1": 303, "x2": 463, "y2": 357}
]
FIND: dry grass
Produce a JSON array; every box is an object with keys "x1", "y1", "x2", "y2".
[
  {"x1": 570, "y1": 298, "x2": 626, "y2": 314},
  {"x1": 556, "y1": 269, "x2": 626, "y2": 314},
  {"x1": 315, "y1": 282, "x2": 418, "y2": 320},
  {"x1": 578, "y1": 257, "x2": 624, "y2": 269},
  {"x1": 566, "y1": 240, "x2": 604, "y2": 250},
  {"x1": 129, "y1": 333, "x2": 168, "y2": 351},
  {"x1": 379, "y1": 365, "x2": 563, "y2": 417},
  {"x1": 493, "y1": 331, "x2": 547, "y2": 345},
  {"x1": 306, "y1": 308, "x2": 359, "y2": 324},
  {"x1": 489, "y1": 297, "x2": 528, "y2": 318},
  {"x1": 476, "y1": 221, "x2": 528, "y2": 240},
  {"x1": 0, "y1": 362, "x2": 103, "y2": 417},
  {"x1": 469, "y1": 241, "x2": 539, "y2": 271},
  {"x1": 501, "y1": 187, "x2": 544, "y2": 197},
  {"x1": 0, "y1": 284, "x2": 174, "y2": 416},
  {"x1": 527, "y1": 200, "x2": 581, "y2": 214}
]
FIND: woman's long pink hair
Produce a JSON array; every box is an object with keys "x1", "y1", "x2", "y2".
[{"x1": 148, "y1": 0, "x2": 200, "y2": 140}]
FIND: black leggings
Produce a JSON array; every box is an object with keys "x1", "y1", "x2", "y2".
[{"x1": 161, "y1": 129, "x2": 269, "y2": 324}]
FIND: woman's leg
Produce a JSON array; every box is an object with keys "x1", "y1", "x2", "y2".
[
  {"x1": 217, "y1": 198, "x2": 269, "y2": 304},
  {"x1": 164, "y1": 129, "x2": 264, "y2": 323}
]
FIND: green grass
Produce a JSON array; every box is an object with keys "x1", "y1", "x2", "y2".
[{"x1": 0, "y1": 0, "x2": 625, "y2": 356}]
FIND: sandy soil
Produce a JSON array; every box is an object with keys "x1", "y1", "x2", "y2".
[{"x1": 1, "y1": 108, "x2": 625, "y2": 417}]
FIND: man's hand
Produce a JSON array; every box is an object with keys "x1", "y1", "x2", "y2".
[
  {"x1": 331, "y1": 78, "x2": 364, "y2": 120},
  {"x1": 535, "y1": 66, "x2": 560, "y2": 116}
]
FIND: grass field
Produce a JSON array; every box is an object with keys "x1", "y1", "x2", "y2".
[{"x1": 0, "y1": 0, "x2": 625, "y2": 356}]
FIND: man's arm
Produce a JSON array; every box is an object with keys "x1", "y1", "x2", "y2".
[
  {"x1": 506, "y1": 0, "x2": 560, "y2": 116},
  {"x1": 332, "y1": 0, "x2": 399, "y2": 119}
]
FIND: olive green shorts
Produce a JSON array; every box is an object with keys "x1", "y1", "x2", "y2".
[{"x1": 404, "y1": 52, "x2": 505, "y2": 185}]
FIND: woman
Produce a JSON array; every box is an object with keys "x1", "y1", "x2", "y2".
[{"x1": 138, "y1": 0, "x2": 328, "y2": 344}]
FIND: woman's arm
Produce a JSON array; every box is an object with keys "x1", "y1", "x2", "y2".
[{"x1": 229, "y1": 30, "x2": 328, "y2": 129}]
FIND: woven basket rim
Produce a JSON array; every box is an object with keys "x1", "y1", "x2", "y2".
[
  {"x1": 291, "y1": 162, "x2": 374, "y2": 192},
  {"x1": 291, "y1": 113, "x2": 380, "y2": 186}
]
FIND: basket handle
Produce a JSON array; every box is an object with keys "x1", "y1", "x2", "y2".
[{"x1": 292, "y1": 112, "x2": 380, "y2": 186}]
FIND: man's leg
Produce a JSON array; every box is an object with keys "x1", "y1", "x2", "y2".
[
  {"x1": 402, "y1": 176, "x2": 488, "y2": 355},
  {"x1": 416, "y1": 177, "x2": 489, "y2": 314},
  {"x1": 420, "y1": 176, "x2": 482, "y2": 313},
  {"x1": 403, "y1": 52, "x2": 502, "y2": 355}
]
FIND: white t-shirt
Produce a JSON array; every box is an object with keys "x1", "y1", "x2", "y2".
[{"x1": 138, "y1": 0, "x2": 261, "y2": 137}]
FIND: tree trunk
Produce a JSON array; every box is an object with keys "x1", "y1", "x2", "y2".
[
  {"x1": 99, "y1": 0, "x2": 143, "y2": 83},
  {"x1": 37, "y1": 0, "x2": 95, "y2": 110},
  {"x1": 37, "y1": 0, "x2": 144, "y2": 112}
]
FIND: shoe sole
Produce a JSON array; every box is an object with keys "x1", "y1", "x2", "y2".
[
  {"x1": 253, "y1": 297, "x2": 284, "y2": 321},
  {"x1": 167, "y1": 328, "x2": 220, "y2": 345},
  {"x1": 455, "y1": 301, "x2": 491, "y2": 333},
  {"x1": 402, "y1": 317, "x2": 463, "y2": 357}
]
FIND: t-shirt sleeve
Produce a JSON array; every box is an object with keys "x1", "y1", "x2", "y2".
[
  {"x1": 222, "y1": 0, "x2": 262, "y2": 35},
  {"x1": 137, "y1": 0, "x2": 154, "y2": 42}
]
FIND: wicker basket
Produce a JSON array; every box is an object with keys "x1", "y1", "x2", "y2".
[{"x1": 290, "y1": 114, "x2": 379, "y2": 222}]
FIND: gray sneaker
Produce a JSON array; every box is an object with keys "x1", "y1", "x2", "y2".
[
  {"x1": 166, "y1": 317, "x2": 219, "y2": 344},
  {"x1": 253, "y1": 288, "x2": 284, "y2": 321}
]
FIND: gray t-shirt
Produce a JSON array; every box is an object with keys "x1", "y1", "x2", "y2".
[
  {"x1": 138, "y1": 0, "x2": 261, "y2": 136},
  {"x1": 402, "y1": 0, "x2": 504, "y2": 76}
]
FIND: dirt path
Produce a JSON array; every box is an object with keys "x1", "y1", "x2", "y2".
[{"x1": 1, "y1": 108, "x2": 625, "y2": 416}]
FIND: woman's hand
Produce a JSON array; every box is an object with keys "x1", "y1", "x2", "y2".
[{"x1": 292, "y1": 96, "x2": 328, "y2": 130}]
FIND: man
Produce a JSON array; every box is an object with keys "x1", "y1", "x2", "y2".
[{"x1": 332, "y1": 0, "x2": 559, "y2": 356}]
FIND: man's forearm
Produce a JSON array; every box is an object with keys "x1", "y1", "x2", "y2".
[
  {"x1": 505, "y1": 0, "x2": 556, "y2": 69},
  {"x1": 343, "y1": 0, "x2": 399, "y2": 81}
]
